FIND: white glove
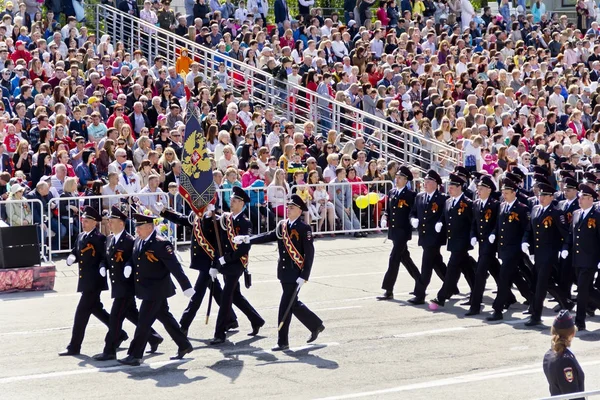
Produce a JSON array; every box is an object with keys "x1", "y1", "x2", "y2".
[
  {"x1": 521, "y1": 243, "x2": 530, "y2": 255},
  {"x1": 410, "y1": 218, "x2": 418, "y2": 229},
  {"x1": 561, "y1": 250, "x2": 569, "y2": 259},
  {"x1": 529, "y1": 254, "x2": 535, "y2": 264},
  {"x1": 154, "y1": 202, "x2": 164, "y2": 213},
  {"x1": 124, "y1": 265, "x2": 132, "y2": 278},
  {"x1": 597, "y1": 262, "x2": 600, "y2": 270},
  {"x1": 488, "y1": 234, "x2": 496, "y2": 244},
  {"x1": 471, "y1": 237, "x2": 477, "y2": 247},
  {"x1": 233, "y1": 235, "x2": 249, "y2": 244},
  {"x1": 204, "y1": 203, "x2": 215, "y2": 217},
  {"x1": 183, "y1": 288, "x2": 195, "y2": 298},
  {"x1": 66, "y1": 254, "x2": 76, "y2": 266},
  {"x1": 209, "y1": 267, "x2": 218, "y2": 281},
  {"x1": 380, "y1": 216, "x2": 387, "y2": 229},
  {"x1": 218, "y1": 256, "x2": 225, "y2": 266},
  {"x1": 435, "y1": 222, "x2": 442, "y2": 233},
  {"x1": 99, "y1": 267, "x2": 106, "y2": 277},
  {"x1": 296, "y1": 277, "x2": 306, "y2": 288}
]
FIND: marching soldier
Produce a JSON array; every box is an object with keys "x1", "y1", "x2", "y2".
[
  {"x1": 506, "y1": 171, "x2": 530, "y2": 205},
  {"x1": 487, "y1": 179, "x2": 533, "y2": 321},
  {"x1": 60, "y1": 206, "x2": 125, "y2": 356},
  {"x1": 454, "y1": 166, "x2": 475, "y2": 200},
  {"x1": 430, "y1": 173, "x2": 474, "y2": 308},
  {"x1": 522, "y1": 183, "x2": 572, "y2": 327},
  {"x1": 118, "y1": 213, "x2": 195, "y2": 366},
  {"x1": 241, "y1": 194, "x2": 325, "y2": 351},
  {"x1": 408, "y1": 170, "x2": 449, "y2": 305},
  {"x1": 467, "y1": 175, "x2": 510, "y2": 316},
  {"x1": 209, "y1": 186, "x2": 265, "y2": 345},
  {"x1": 565, "y1": 184, "x2": 600, "y2": 331},
  {"x1": 93, "y1": 206, "x2": 163, "y2": 361},
  {"x1": 557, "y1": 177, "x2": 580, "y2": 304},
  {"x1": 158, "y1": 203, "x2": 238, "y2": 336},
  {"x1": 377, "y1": 166, "x2": 420, "y2": 300}
]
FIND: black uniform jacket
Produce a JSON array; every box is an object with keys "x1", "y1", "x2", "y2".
[
  {"x1": 568, "y1": 207, "x2": 600, "y2": 269},
  {"x1": 543, "y1": 349, "x2": 585, "y2": 399},
  {"x1": 440, "y1": 194, "x2": 473, "y2": 252},
  {"x1": 215, "y1": 212, "x2": 253, "y2": 276},
  {"x1": 410, "y1": 190, "x2": 448, "y2": 247},
  {"x1": 106, "y1": 230, "x2": 135, "y2": 299},
  {"x1": 250, "y1": 218, "x2": 315, "y2": 284},
  {"x1": 71, "y1": 228, "x2": 108, "y2": 293},
  {"x1": 491, "y1": 200, "x2": 530, "y2": 259},
  {"x1": 470, "y1": 197, "x2": 500, "y2": 255},
  {"x1": 130, "y1": 231, "x2": 192, "y2": 300},
  {"x1": 384, "y1": 185, "x2": 416, "y2": 242},
  {"x1": 523, "y1": 205, "x2": 568, "y2": 260}
]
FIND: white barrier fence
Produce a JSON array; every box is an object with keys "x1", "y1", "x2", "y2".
[{"x1": 22, "y1": 180, "x2": 395, "y2": 260}]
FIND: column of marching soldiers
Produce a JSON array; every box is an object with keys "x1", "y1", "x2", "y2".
[
  {"x1": 379, "y1": 162, "x2": 600, "y2": 331},
  {"x1": 58, "y1": 186, "x2": 324, "y2": 365}
]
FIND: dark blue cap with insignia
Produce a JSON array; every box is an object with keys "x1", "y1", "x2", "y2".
[
  {"x1": 579, "y1": 183, "x2": 599, "y2": 199},
  {"x1": 505, "y1": 172, "x2": 523, "y2": 184},
  {"x1": 424, "y1": 169, "x2": 442, "y2": 185},
  {"x1": 231, "y1": 186, "x2": 251, "y2": 203},
  {"x1": 511, "y1": 168, "x2": 526, "y2": 182},
  {"x1": 109, "y1": 205, "x2": 128, "y2": 221},
  {"x1": 538, "y1": 182, "x2": 556, "y2": 196},
  {"x1": 81, "y1": 206, "x2": 102, "y2": 222},
  {"x1": 288, "y1": 194, "x2": 308, "y2": 211},
  {"x1": 561, "y1": 163, "x2": 577, "y2": 172},
  {"x1": 501, "y1": 178, "x2": 518, "y2": 191},
  {"x1": 533, "y1": 173, "x2": 551, "y2": 186},
  {"x1": 448, "y1": 172, "x2": 465, "y2": 186},
  {"x1": 132, "y1": 213, "x2": 156, "y2": 226},
  {"x1": 553, "y1": 310, "x2": 575, "y2": 330},
  {"x1": 454, "y1": 166, "x2": 471, "y2": 181},
  {"x1": 583, "y1": 172, "x2": 597, "y2": 185},
  {"x1": 533, "y1": 165, "x2": 550, "y2": 177},
  {"x1": 559, "y1": 169, "x2": 575, "y2": 179},
  {"x1": 396, "y1": 165, "x2": 413, "y2": 181},
  {"x1": 563, "y1": 177, "x2": 578, "y2": 190},
  {"x1": 478, "y1": 175, "x2": 496, "y2": 191}
]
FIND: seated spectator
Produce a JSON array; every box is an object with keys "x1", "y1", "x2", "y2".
[
  {"x1": 220, "y1": 167, "x2": 242, "y2": 211},
  {"x1": 6, "y1": 184, "x2": 32, "y2": 226},
  {"x1": 58, "y1": 177, "x2": 81, "y2": 245},
  {"x1": 119, "y1": 160, "x2": 142, "y2": 194},
  {"x1": 308, "y1": 171, "x2": 335, "y2": 234},
  {"x1": 75, "y1": 150, "x2": 98, "y2": 191},
  {"x1": 218, "y1": 144, "x2": 239, "y2": 173},
  {"x1": 138, "y1": 174, "x2": 167, "y2": 214},
  {"x1": 329, "y1": 166, "x2": 363, "y2": 237},
  {"x1": 30, "y1": 152, "x2": 52, "y2": 188},
  {"x1": 267, "y1": 168, "x2": 290, "y2": 217}
]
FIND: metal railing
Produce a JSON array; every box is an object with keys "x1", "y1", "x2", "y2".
[{"x1": 94, "y1": 3, "x2": 462, "y2": 174}]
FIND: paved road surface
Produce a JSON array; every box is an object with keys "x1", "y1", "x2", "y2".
[{"x1": 1, "y1": 236, "x2": 599, "y2": 400}]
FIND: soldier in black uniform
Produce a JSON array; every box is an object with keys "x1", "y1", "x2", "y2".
[
  {"x1": 430, "y1": 173, "x2": 474, "y2": 308},
  {"x1": 93, "y1": 206, "x2": 163, "y2": 361},
  {"x1": 557, "y1": 177, "x2": 580, "y2": 304},
  {"x1": 506, "y1": 171, "x2": 530, "y2": 206},
  {"x1": 376, "y1": 166, "x2": 419, "y2": 300},
  {"x1": 522, "y1": 183, "x2": 572, "y2": 327},
  {"x1": 454, "y1": 166, "x2": 475, "y2": 200},
  {"x1": 118, "y1": 213, "x2": 195, "y2": 366},
  {"x1": 59, "y1": 207, "x2": 121, "y2": 356},
  {"x1": 487, "y1": 179, "x2": 533, "y2": 321},
  {"x1": 158, "y1": 203, "x2": 238, "y2": 336},
  {"x1": 243, "y1": 194, "x2": 325, "y2": 351},
  {"x1": 209, "y1": 186, "x2": 265, "y2": 345},
  {"x1": 408, "y1": 170, "x2": 449, "y2": 305},
  {"x1": 467, "y1": 175, "x2": 509, "y2": 316},
  {"x1": 543, "y1": 310, "x2": 585, "y2": 399},
  {"x1": 566, "y1": 184, "x2": 600, "y2": 331}
]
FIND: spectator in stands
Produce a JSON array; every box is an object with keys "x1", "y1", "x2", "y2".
[
  {"x1": 6, "y1": 183, "x2": 32, "y2": 226},
  {"x1": 329, "y1": 166, "x2": 362, "y2": 237},
  {"x1": 58, "y1": 177, "x2": 80, "y2": 243},
  {"x1": 30, "y1": 152, "x2": 52, "y2": 187},
  {"x1": 267, "y1": 168, "x2": 290, "y2": 217},
  {"x1": 119, "y1": 160, "x2": 141, "y2": 194},
  {"x1": 75, "y1": 150, "x2": 98, "y2": 190},
  {"x1": 221, "y1": 167, "x2": 242, "y2": 211}
]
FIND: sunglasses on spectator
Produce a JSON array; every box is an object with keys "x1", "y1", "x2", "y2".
[
  {"x1": 116, "y1": 108, "x2": 124, "y2": 111},
  {"x1": 118, "y1": 141, "x2": 126, "y2": 145},
  {"x1": 172, "y1": 134, "x2": 181, "y2": 137}
]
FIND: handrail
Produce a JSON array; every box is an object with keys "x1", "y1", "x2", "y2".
[{"x1": 95, "y1": 4, "x2": 462, "y2": 173}]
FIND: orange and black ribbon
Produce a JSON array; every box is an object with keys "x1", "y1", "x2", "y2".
[
  {"x1": 508, "y1": 212, "x2": 520, "y2": 222},
  {"x1": 81, "y1": 243, "x2": 96, "y2": 257},
  {"x1": 484, "y1": 209, "x2": 492, "y2": 222},
  {"x1": 282, "y1": 222, "x2": 305, "y2": 270},
  {"x1": 542, "y1": 216, "x2": 553, "y2": 227},
  {"x1": 431, "y1": 203, "x2": 438, "y2": 212},
  {"x1": 588, "y1": 218, "x2": 596, "y2": 229},
  {"x1": 145, "y1": 251, "x2": 159, "y2": 262},
  {"x1": 397, "y1": 199, "x2": 408, "y2": 208},
  {"x1": 193, "y1": 217, "x2": 215, "y2": 259},
  {"x1": 115, "y1": 250, "x2": 123, "y2": 262},
  {"x1": 225, "y1": 215, "x2": 248, "y2": 269},
  {"x1": 458, "y1": 201, "x2": 467, "y2": 215},
  {"x1": 566, "y1": 212, "x2": 573, "y2": 224}
]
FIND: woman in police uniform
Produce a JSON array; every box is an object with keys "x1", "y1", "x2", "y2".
[{"x1": 543, "y1": 310, "x2": 585, "y2": 399}]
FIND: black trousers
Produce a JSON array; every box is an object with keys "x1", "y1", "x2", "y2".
[
  {"x1": 469, "y1": 252, "x2": 502, "y2": 313},
  {"x1": 103, "y1": 296, "x2": 163, "y2": 355},
  {"x1": 437, "y1": 250, "x2": 471, "y2": 301},
  {"x1": 413, "y1": 245, "x2": 447, "y2": 300},
  {"x1": 575, "y1": 268, "x2": 600, "y2": 327},
  {"x1": 530, "y1": 256, "x2": 570, "y2": 320},
  {"x1": 381, "y1": 239, "x2": 420, "y2": 292},
  {"x1": 128, "y1": 299, "x2": 190, "y2": 359},
  {"x1": 493, "y1": 254, "x2": 533, "y2": 313},
  {"x1": 278, "y1": 283, "x2": 322, "y2": 346},
  {"x1": 179, "y1": 270, "x2": 237, "y2": 331},
  {"x1": 67, "y1": 290, "x2": 114, "y2": 352},
  {"x1": 214, "y1": 273, "x2": 264, "y2": 340},
  {"x1": 559, "y1": 253, "x2": 576, "y2": 300}
]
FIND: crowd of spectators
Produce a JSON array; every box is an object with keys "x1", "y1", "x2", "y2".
[{"x1": 3, "y1": 0, "x2": 600, "y2": 249}]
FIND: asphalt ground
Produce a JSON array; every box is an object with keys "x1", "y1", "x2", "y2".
[{"x1": 1, "y1": 235, "x2": 600, "y2": 400}]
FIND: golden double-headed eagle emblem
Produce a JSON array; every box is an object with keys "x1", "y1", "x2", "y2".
[{"x1": 182, "y1": 130, "x2": 211, "y2": 178}]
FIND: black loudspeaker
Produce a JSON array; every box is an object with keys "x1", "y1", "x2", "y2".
[{"x1": 0, "y1": 226, "x2": 41, "y2": 269}]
